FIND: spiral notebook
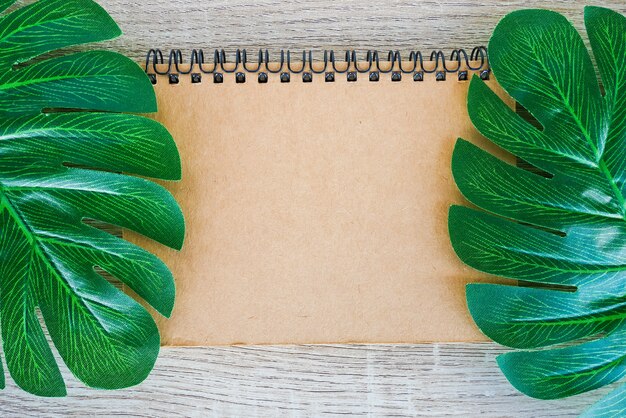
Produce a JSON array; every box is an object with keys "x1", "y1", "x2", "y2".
[{"x1": 129, "y1": 48, "x2": 514, "y2": 346}]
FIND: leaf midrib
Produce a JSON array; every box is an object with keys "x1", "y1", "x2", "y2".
[
  {"x1": 37, "y1": 235, "x2": 157, "y2": 277},
  {"x1": 0, "y1": 71, "x2": 133, "y2": 91},
  {"x1": 0, "y1": 190, "x2": 118, "y2": 346},
  {"x1": 0, "y1": 8, "x2": 91, "y2": 50},
  {"x1": 2, "y1": 124, "x2": 157, "y2": 142},
  {"x1": 539, "y1": 350, "x2": 626, "y2": 382},
  {"x1": 505, "y1": 310, "x2": 626, "y2": 326},
  {"x1": 533, "y1": 47, "x2": 626, "y2": 217},
  {"x1": 465, "y1": 239, "x2": 626, "y2": 275},
  {"x1": 468, "y1": 176, "x2": 623, "y2": 221}
]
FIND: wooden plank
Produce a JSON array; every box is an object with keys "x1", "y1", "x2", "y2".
[
  {"x1": 99, "y1": 0, "x2": 626, "y2": 61},
  {"x1": 1, "y1": 345, "x2": 615, "y2": 416}
]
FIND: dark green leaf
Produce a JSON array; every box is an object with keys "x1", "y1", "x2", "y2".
[
  {"x1": 0, "y1": 0, "x2": 120, "y2": 69},
  {"x1": 497, "y1": 329, "x2": 626, "y2": 399},
  {"x1": 449, "y1": 6, "x2": 626, "y2": 412},
  {"x1": 0, "y1": 209, "x2": 65, "y2": 396},
  {"x1": 0, "y1": 0, "x2": 183, "y2": 396},
  {"x1": 0, "y1": 51, "x2": 157, "y2": 115},
  {"x1": 0, "y1": 112, "x2": 181, "y2": 181},
  {"x1": 465, "y1": 282, "x2": 624, "y2": 349},
  {"x1": 586, "y1": 6, "x2": 626, "y2": 198}
]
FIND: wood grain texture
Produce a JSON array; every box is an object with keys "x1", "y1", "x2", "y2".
[
  {"x1": 98, "y1": 0, "x2": 626, "y2": 61},
  {"x1": 1, "y1": 344, "x2": 619, "y2": 417},
  {"x1": 5, "y1": 0, "x2": 626, "y2": 416}
]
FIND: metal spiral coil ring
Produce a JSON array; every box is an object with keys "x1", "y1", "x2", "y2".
[{"x1": 145, "y1": 47, "x2": 489, "y2": 84}]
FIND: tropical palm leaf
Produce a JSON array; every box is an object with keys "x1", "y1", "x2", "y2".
[
  {"x1": 449, "y1": 6, "x2": 626, "y2": 414},
  {"x1": 0, "y1": 0, "x2": 183, "y2": 396}
]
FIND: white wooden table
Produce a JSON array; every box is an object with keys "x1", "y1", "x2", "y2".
[{"x1": 5, "y1": 0, "x2": 626, "y2": 416}]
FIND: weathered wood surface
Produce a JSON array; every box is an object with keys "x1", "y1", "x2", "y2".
[
  {"x1": 103, "y1": 0, "x2": 626, "y2": 61},
  {"x1": 3, "y1": 344, "x2": 618, "y2": 416},
  {"x1": 5, "y1": 0, "x2": 626, "y2": 416}
]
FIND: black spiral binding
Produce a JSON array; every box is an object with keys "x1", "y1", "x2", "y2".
[{"x1": 145, "y1": 47, "x2": 490, "y2": 84}]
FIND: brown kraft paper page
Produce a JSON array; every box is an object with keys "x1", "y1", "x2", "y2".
[{"x1": 126, "y1": 63, "x2": 514, "y2": 346}]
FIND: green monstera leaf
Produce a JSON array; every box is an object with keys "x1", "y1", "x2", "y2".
[
  {"x1": 449, "y1": 6, "x2": 626, "y2": 415},
  {"x1": 0, "y1": 0, "x2": 184, "y2": 396}
]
